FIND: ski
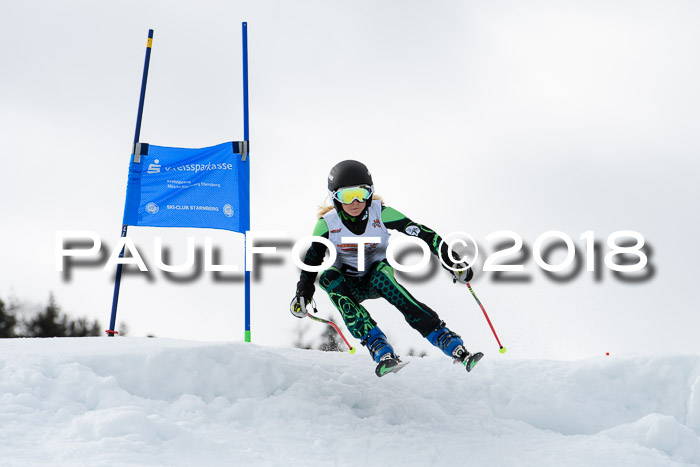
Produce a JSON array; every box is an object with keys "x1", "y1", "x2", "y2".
[
  {"x1": 462, "y1": 352, "x2": 484, "y2": 372},
  {"x1": 375, "y1": 358, "x2": 409, "y2": 377}
]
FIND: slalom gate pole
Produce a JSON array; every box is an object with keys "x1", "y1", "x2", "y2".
[
  {"x1": 107, "y1": 29, "x2": 154, "y2": 337},
  {"x1": 242, "y1": 22, "x2": 252, "y2": 343},
  {"x1": 306, "y1": 312, "x2": 356, "y2": 354},
  {"x1": 466, "y1": 283, "x2": 507, "y2": 353}
]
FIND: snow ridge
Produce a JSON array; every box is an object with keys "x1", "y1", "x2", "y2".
[{"x1": 1, "y1": 338, "x2": 699, "y2": 466}]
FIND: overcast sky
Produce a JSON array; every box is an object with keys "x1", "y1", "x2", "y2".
[{"x1": 1, "y1": 0, "x2": 698, "y2": 360}]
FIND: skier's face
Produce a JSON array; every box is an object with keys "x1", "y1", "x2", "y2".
[{"x1": 342, "y1": 199, "x2": 366, "y2": 217}]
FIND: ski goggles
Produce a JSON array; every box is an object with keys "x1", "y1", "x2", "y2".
[{"x1": 332, "y1": 185, "x2": 373, "y2": 204}]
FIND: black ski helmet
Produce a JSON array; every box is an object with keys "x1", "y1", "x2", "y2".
[{"x1": 327, "y1": 160, "x2": 374, "y2": 210}]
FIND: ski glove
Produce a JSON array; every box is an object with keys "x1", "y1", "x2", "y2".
[
  {"x1": 450, "y1": 262, "x2": 473, "y2": 284},
  {"x1": 296, "y1": 276, "x2": 315, "y2": 302}
]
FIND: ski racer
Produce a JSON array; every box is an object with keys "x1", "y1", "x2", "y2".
[{"x1": 290, "y1": 160, "x2": 483, "y2": 375}]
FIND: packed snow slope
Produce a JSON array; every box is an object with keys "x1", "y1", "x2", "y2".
[{"x1": 2, "y1": 338, "x2": 700, "y2": 466}]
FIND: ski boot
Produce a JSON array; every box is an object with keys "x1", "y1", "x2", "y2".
[
  {"x1": 361, "y1": 327, "x2": 408, "y2": 377},
  {"x1": 427, "y1": 321, "x2": 483, "y2": 372}
]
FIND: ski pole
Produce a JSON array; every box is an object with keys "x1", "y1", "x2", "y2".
[
  {"x1": 306, "y1": 312, "x2": 356, "y2": 354},
  {"x1": 466, "y1": 283, "x2": 506, "y2": 353}
]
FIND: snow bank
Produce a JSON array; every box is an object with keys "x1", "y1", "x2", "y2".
[{"x1": 1, "y1": 338, "x2": 699, "y2": 466}]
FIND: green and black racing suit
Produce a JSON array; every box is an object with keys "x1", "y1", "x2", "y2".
[{"x1": 296, "y1": 205, "x2": 458, "y2": 340}]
